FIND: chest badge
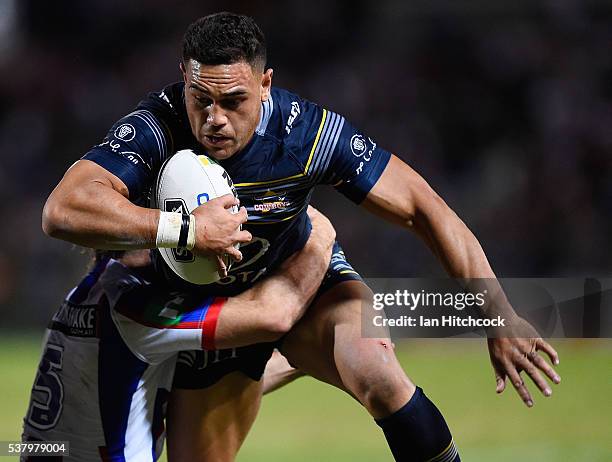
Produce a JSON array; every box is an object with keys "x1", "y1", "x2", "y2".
[{"x1": 253, "y1": 190, "x2": 291, "y2": 213}]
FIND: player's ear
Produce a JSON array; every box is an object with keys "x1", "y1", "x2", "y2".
[
  {"x1": 179, "y1": 61, "x2": 187, "y2": 83},
  {"x1": 261, "y1": 68, "x2": 273, "y2": 102}
]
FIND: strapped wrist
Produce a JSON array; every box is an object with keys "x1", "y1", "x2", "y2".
[
  {"x1": 186, "y1": 214, "x2": 196, "y2": 250},
  {"x1": 156, "y1": 211, "x2": 194, "y2": 249}
]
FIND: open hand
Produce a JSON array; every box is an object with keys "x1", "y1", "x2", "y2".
[{"x1": 487, "y1": 316, "x2": 561, "y2": 407}]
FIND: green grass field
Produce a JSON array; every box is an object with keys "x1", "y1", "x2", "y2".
[{"x1": 1, "y1": 335, "x2": 610, "y2": 461}]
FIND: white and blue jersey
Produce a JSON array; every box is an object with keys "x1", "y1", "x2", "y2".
[
  {"x1": 82, "y1": 83, "x2": 391, "y2": 295},
  {"x1": 22, "y1": 259, "x2": 175, "y2": 461},
  {"x1": 22, "y1": 257, "x2": 236, "y2": 461}
]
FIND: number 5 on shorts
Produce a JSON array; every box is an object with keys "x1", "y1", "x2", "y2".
[{"x1": 27, "y1": 344, "x2": 64, "y2": 430}]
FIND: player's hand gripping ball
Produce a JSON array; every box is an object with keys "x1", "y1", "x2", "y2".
[{"x1": 154, "y1": 149, "x2": 240, "y2": 284}]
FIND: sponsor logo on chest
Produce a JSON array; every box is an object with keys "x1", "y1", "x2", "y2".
[
  {"x1": 52, "y1": 301, "x2": 97, "y2": 337},
  {"x1": 252, "y1": 190, "x2": 291, "y2": 213}
]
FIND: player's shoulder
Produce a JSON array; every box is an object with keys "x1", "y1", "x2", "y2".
[
  {"x1": 265, "y1": 87, "x2": 346, "y2": 169},
  {"x1": 265, "y1": 87, "x2": 342, "y2": 144},
  {"x1": 264, "y1": 87, "x2": 323, "y2": 139},
  {"x1": 83, "y1": 82, "x2": 193, "y2": 199},
  {"x1": 105, "y1": 82, "x2": 190, "y2": 157},
  {"x1": 131, "y1": 81, "x2": 190, "y2": 142},
  {"x1": 137, "y1": 81, "x2": 187, "y2": 123}
]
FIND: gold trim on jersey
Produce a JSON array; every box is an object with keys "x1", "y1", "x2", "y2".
[{"x1": 234, "y1": 109, "x2": 328, "y2": 188}]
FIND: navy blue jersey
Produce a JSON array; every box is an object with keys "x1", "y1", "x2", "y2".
[{"x1": 83, "y1": 83, "x2": 391, "y2": 295}]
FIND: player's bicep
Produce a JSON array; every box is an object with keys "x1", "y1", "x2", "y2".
[
  {"x1": 43, "y1": 159, "x2": 131, "y2": 236},
  {"x1": 361, "y1": 154, "x2": 448, "y2": 229},
  {"x1": 59, "y1": 159, "x2": 130, "y2": 198},
  {"x1": 46, "y1": 159, "x2": 130, "y2": 218}
]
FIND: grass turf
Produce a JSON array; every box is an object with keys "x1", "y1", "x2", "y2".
[{"x1": 1, "y1": 334, "x2": 610, "y2": 461}]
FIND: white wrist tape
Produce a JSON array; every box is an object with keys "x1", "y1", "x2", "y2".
[
  {"x1": 155, "y1": 211, "x2": 183, "y2": 248},
  {"x1": 186, "y1": 214, "x2": 196, "y2": 250}
]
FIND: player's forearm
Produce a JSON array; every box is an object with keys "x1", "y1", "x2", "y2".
[
  {"x1": 213, "y1": 244, "x2": 332, "y2": 348},
  {"x1": 213, "y1": 211, "x2": 335, "y2": 348},
  {"x1": 413, "y1": 197, "x2": 493, "y2": 278},
  {"x1": 43, "y1": 178, "x2": 159, "y2": 249},
  {"x1": 372, "y1": 162, "x2": 496, "y2": 280},
  {"x1": 412, "y1": 196, "x2": 515, "y2": 318},
  {"x1": 43, "y1": 185, "x2": 159, "y2": 250},
  {"x1": 364, "y1": 156, "x2": 515, "y2": 318}
]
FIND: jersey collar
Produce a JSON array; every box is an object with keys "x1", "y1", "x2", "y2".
[{"x1": 255, "y1": 93, "x2": 274, "y2": 136}]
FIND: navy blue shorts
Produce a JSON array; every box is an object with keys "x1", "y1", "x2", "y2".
[{"x1": 172, "y1": 242, "x2": 362, "y2": 389}]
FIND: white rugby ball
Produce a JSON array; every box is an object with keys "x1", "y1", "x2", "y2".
[{"x1": 154, "y1": 149, "x2": 239, "y2": 285}]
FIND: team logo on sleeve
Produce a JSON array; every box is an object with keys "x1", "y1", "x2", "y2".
[
  {"x1": 354, "y1": 136, "x2": 378, "y2": 176},
  {"x1": 350, "y1": 134, "x2": 368, "y2": 157},
  {"x1": 114, "y1": 123, "x2": 136, "y2": 141}
]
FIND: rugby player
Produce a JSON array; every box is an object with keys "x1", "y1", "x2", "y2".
[{"x1": 38, "y1": 12, "x2": 561, "y2": 462}]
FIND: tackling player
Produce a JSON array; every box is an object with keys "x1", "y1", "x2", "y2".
[
  {"x1": 23, "y1": 208, "x2": 335, "y2": 461},
  {"x1": 39, "y1": 12, "x2": 561, "y2": 462}
]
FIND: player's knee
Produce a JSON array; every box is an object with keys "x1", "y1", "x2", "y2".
[
  {"x1": 360, "y1": 378, "x2": 416, "y2": 416},
  {"x1": 342, "y1": 339, "x2": 414, "y2": 415}
]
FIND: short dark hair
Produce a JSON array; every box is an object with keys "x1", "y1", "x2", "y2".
[{"x1": 182, "y1": 12, "x2": 266, "y2": 70}]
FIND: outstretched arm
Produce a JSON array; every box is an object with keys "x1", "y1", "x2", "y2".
[{"x1": 361, "y1": 154, "x2": 561, "y2": 406}]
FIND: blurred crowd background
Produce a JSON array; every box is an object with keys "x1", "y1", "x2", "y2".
[{"x1": 1, "y1": 0, "x2": 611, "y2": 326}]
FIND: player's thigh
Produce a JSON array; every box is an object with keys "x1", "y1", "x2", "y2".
[
  {"x1": 278, "y1": 280, "x2": 369, "y2": 388},
  {"x1": 280, "y1": 281, "x2": 379, "y2": 375},
  {"x1": 281, "y1": 280, "x2": 414, "y2": 412},
  {"x1": 166, "y1": 371, "x2": 263, "y2": 462}
]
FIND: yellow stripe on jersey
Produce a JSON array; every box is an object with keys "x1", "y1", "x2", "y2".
[
  {"x1": 235, "y1": 109, "x2": 328, "y2": 188},
  {"x1": 235, "y1": 172, "x2": 304, "y2": 188},
  {"x1": 303, "y1": 109, "x2": 327, "y2": 173}
]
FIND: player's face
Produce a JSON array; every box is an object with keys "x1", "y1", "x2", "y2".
[{"x1": 182, "y1": 59, "x2": 272, "y2": 160}]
